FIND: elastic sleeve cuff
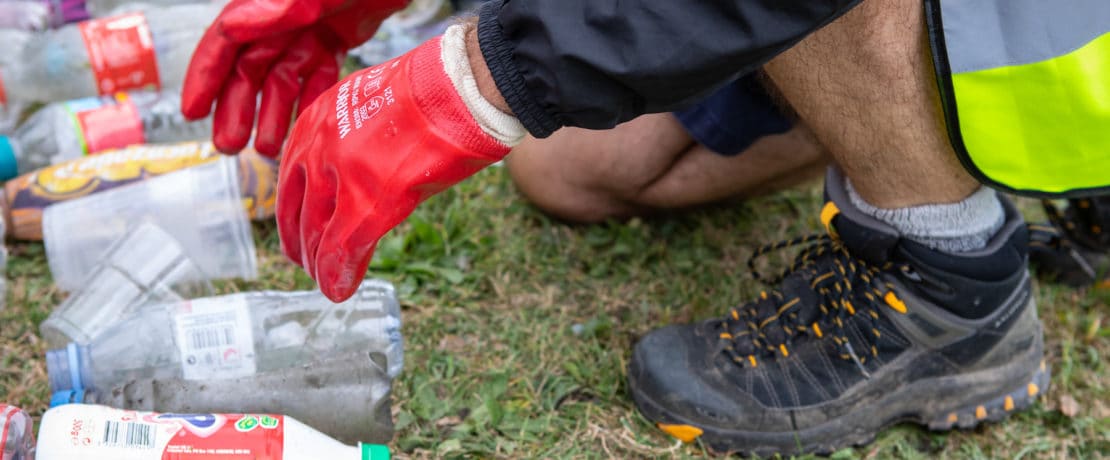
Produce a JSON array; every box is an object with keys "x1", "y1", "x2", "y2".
[{"x1": 476, "y1": 1, "x2": 561, "y2": 138}]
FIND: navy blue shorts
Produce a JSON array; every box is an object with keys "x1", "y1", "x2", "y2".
[{"x1": 673, "y1": 75, "x2": 793, "y2": 156}]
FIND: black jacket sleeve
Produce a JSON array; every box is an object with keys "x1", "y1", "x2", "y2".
[{"x1": 476, "y1": 0, "x2": 861, "y2": 138}]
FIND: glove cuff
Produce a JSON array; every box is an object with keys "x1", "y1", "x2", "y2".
[{"x1": 439, "y1": 24, "x2": 526, "y2": 147}]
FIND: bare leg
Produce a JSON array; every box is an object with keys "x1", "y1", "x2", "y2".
[
  {"x1": 763, "y1": 0, "x2": 978, "y2": 208},
  {"x1": 507, "y1": 113, "x2": 828, "y2": 223}
]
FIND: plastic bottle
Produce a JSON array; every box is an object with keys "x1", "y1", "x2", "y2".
[
  {"x1": 351, "y1": 0, "x2": 452, "y2": 66},
  {"x1": 72, "y1": 349, "x2": 398, "y2": 444},
  {"x1": 0, "y1": 0, "x2": 88, "y2": 29},
  {"x1": 0, "y1": 404, "x2": 34, "y2": 460},
  {"x1": 35, "y1": 404, "x2": 390, "y2": 459},
  {"x1": 0, "y1": 140, "x2": 277, "y2": 241},
  {"x1": 86, "y1": 0, "x2": 226, "y2": 18},
  {"x1": 0, "y1": 3, "x2": 222, "y2": 106},
  {"x1": 46, "y1": 278, "x2": 403, "y2": 396},
  {"x1": 0, "y1": 90, "x2": 213, "y2": 179}
]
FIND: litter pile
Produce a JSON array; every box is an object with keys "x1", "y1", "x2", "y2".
[{"x1": 0, "y1": 0, "x2": 460, "y2": 457}]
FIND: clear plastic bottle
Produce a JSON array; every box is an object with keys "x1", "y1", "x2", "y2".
[
  {"x1": 0, "y1": 404, "x2": 34, "y2": 460},
  {"x1": 0, "y1": 3, "x2": 221, "y2": 105},
  {"x1": 86, "y1": 0, "x2": 226, "y2": 18},
  {"x1": 46, "y1": 279, "x2": 403, "y2": 395},
  {"x1": 36, "y1": 404, "x2": 390, "y2": 460},
  {"x1": 0, "y1": 90, "x2": 213, "y2": 179}
]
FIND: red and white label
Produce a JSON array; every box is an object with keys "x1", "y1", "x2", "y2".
[
  {"x1": 73, "y1": 94, "x2": 146, "y2": 154},
  {"x1": 40, "y1": 406, "x2": 285, "y2": 459},
  {"x1": 79, "y1": 13, "x2": 161, "y2": 95}
]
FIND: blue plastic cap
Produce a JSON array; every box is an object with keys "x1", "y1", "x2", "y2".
[
  {"x1": 50, "y1": 389, "x2": 84, "y2": 407},
  {"x1": 0, "y1": 136, "x2": 16, "y2": 181}
]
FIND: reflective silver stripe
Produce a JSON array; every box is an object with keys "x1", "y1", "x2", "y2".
[{"x1": 940, "y1": 0, "x2": 1110, "y2": 73}]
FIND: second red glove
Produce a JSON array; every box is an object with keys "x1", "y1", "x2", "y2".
[
  {"x1": 182, "y1": 0, "x2": 409, "y2": 156},
  {"x1": 278, "y1": 25, "x2": 523, "y2": 302}
]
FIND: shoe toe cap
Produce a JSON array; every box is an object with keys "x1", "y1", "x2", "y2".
[{"x1": 629, "y1": 324, "x2": 759, "y2": 427}]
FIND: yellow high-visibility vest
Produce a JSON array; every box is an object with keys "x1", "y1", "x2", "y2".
[{"x1": 926, "y1": 0, "x2": 1110, "y2": 198}]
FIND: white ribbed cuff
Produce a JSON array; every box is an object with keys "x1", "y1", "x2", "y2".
[{"x1": 440, "y1": 24, "x2": 525, "y2": 147}]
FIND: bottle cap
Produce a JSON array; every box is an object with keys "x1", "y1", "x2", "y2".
[
  {"x1": 0, "y1": 136, "x2": 17, "y2": 181},
  {"x1": 45, "y1": 343, "x2": 91, "y2": 394},
  {"x1": 49, "y1": 389, "x2": 85, "y2": 407},
  {"x1": 360, "y1": 444, "x2": 391, "y2": 460}
]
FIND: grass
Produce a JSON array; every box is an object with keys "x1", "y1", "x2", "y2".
[{"x1": 2, "y1": 166, "x2": 1108, "y2": 458}]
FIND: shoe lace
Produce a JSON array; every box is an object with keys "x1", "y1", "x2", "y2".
[{"x1": 717, "y1": 233, "x2": 909, "y2": 377}]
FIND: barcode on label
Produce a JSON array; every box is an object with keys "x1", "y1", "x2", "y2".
[
  {"x1": 102, "y1": 421, "x2": 156, "y2": 449},
  {"x1": 186, "y1": 325, "x2": 236, "y2": 350}
]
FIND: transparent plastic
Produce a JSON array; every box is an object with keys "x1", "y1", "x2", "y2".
[
  {"x1": 0, "y1": 404, "x2": 34, "y2": 460},
  {"x1": 47, "y1": 279, "x2": 403, "y2": 441},
  {"x1": 42, "y1": 157, "x2": 257, "y2": 291},
  {"x1": 86, "y1": 0, "x2": 227, "y2": 17},
  {"x1": 2, "y1": 90, "x2": 213, "y2": 175},
  {"x1": 36, "y1": 405, "x2": 388, "y2": 460},
  {"x1": 352, "y1": 0, "x2": 452, "y2": 67},
  {"x1": 40, "y1": 222, "x2": 214, "y2": 348},
  {"x1": 0, "y1": 1, "x2": 53, "y2": 30},
  {"x1": 0, "y1": 3, "x2": 221, "y2": 105}
]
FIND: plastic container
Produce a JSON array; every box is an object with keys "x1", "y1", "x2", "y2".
[
  {"x1": 352, "y1": 0, "x2": 452, "y2": 67},
  {"x1": 40, "y1": 222, "x2": 214, "y2": 348},
  {"x1": 0, "y1": 90, "x2": 214, "y2": 179},
  {"x1": 0, "y1": 0, "x2": 87, "y2": 29},
  {"x1": 1, "y1": 141, "x2": 277, "y2": 240},
  {"x1": 77, "y1": 349, "x2": 398, "y2": 444},
  {"x1": 35, "y1": 404, "x2": 390, "y2": 459},
  {"x1": 45, "y1": 278, "x2": 402, "y2": 394},
  {"x1": 42, "y1": 156, "x2": 257, "y2": 291},
  {"x1": 0, "y1": 3, "x2": 222, "y2": 106},
  {"x1": 0, "y1": 404, "x2": 34, "y2": 460}
]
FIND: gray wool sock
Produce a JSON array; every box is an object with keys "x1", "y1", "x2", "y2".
[{"x1": 845, "y1": 178, "x2": 1005, "y2": 253}]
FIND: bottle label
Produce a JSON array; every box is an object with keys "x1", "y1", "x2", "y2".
[
  {"x1": 3, "y1": 142, "x2": 277, "y2": 240},
  {"x1": 45, "y1": 406, "x2": 285, "y2": 459},
  {"x1": 173, "y1": 296, "x2": 257, "y2": 381},
  {"x1": 78, "y1": 13, "x2": 161, "y2": 95},
  {"x1": 64, "y1": 93, "x2": 146, "y2": 154}
]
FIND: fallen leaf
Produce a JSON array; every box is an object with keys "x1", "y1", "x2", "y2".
[
  {"x1": 434, "y1": 415, "x2": 462, "y2": 428},
  {"x1": 1059, "y1": 395, "x2": 1080, "y2": 418}
]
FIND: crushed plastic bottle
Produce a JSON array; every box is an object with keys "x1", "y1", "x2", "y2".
[
  {"x1": 0, "y1": 90, "x2": 213, "y2": 179},
  {"x1": 0, "y1": 3, "x2": 221, "y2": 105},
  {"x1": 0, "y1": 404, "x2": 34, "y2": 460},
  {"x1": 36, "y1": 404, "x2": 390, "y2": 459},
  {"x1": 46, "y1": 278, "x2": 403, "y2": 396},
  {"x1": 42, "y1": 156, "x2": 258, "y2": 291},
  {"x1": 40, "y1": 222, "x2": 214, "y2": 348}
]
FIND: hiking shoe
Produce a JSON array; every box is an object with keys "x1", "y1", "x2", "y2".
[
  {"x1": 1029, "y1": 197, "x2": 1110, "y2": 288},
  {"x1": 628, "y1": 168, "x2": 1049, "y2": 456}
]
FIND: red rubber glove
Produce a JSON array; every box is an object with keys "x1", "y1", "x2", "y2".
[
  {"x1": 182, "y1": 0, "x2": 409, "y2": 156},
  {"x1": 278, "y1": 25, "x2": 525, "y2": 302}
]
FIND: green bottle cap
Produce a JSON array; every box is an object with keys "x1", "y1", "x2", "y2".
[{"x1": 361, "y1": 443, "x2": 390, "y2": 460}]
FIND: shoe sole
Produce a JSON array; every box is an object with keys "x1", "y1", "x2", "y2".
[{"x1": 629, "y1": 329, "x2": 1049, "y2": 456}]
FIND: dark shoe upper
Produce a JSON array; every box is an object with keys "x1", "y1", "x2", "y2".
[
  {"x1": 629, "y1": 168, "x2": 1036, "y2": 432},
  {"x1": 1029, "y1": 197, "x2": 1110, "y2": 287}
]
